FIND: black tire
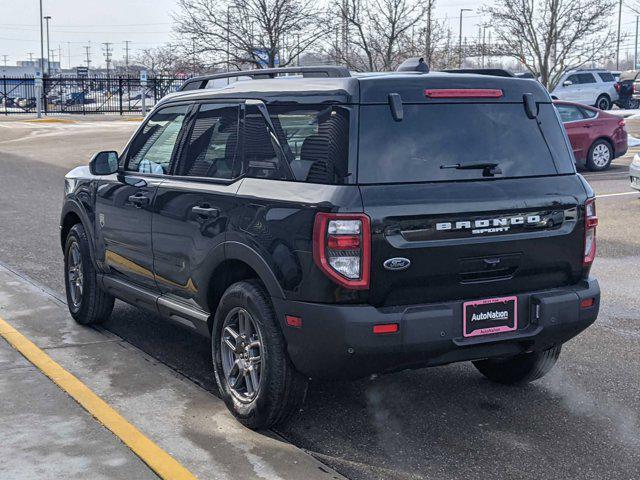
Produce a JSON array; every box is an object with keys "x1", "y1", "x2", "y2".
[
  {"x1": 64, "y1": 223, "x2": 114, "y2": 325},
  {"x1": 473, "y1": 345, "x2": 561, "y2": 385},
  {"x1": 595, "y1": 94, "x2": 611, "y2": 110},
  {"x1": 212, "y1": 280, "x2": 308, "y2": 430},
  {"x1": 586, "y1": 139, "x2": 613, "y2": 171}
]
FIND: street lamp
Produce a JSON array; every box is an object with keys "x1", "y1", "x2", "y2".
[
  {"x1": 44, "y1": 15, "x2": 52, "y2": 75},
  {"x1": 459, "y1": 8, "x2": 472, "y2": 68}
]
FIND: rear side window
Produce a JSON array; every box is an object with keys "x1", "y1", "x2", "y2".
[
  {"x1": 556, "y1": 104, "x2": 585, "y2": 122},
  {"x1": 126, "y1": 105, "x2": 188, "y2": 174},
  {"x1": 598, "y1": 72, "x2": 615, "y2": 82},
  {"x1": 242, "y1": 105, "x2": 350, "y2": 184},
  {"x1": 177, "y1": 104, "x2": 240, "y2": 179},
  {"x1": 357, "y1": 103, "x2": 574, "y2": 184}
]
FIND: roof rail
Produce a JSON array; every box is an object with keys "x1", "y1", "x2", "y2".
[{"x1": 179, "y1": 66, "x2": 351, "y2": 91}]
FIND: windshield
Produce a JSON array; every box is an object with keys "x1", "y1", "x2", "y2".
[{"x1": 357, "y1": 103, "x2": 574, "y2": 184}]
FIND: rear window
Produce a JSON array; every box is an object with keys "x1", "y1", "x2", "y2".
[{"x1": 357, "y1": 103, "x2": 574, "y2": 184}]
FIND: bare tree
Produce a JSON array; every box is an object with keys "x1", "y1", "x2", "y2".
[
  {"x1": 483, "y1": 0, "x2": 616, "y2": 89},
  {"x1": 135, "y1": 45, "x2": 194, "y2": 76},
  {"x1": 333, "y1": 0, "x2": 430, "y2": 71},
  {"x1": 174, "y1": 0, "x2": 328, "y2": 70}
]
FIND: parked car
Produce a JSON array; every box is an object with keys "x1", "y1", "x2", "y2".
[
  {"x1": 551, "y1": 69, "x2": 618, "y2": 110},
  {"x1": 630, "y1": 153, "x2": 640, "y2": 191},
  {"x1": 614, "y1": 70, "x2": 640, "y2": 109},
  {"x1": 554, "y1": 100, "x2": 627, "y2": 171},
  {"x1": 60, "y1": 62, "x2": 600, "y2": 430}
]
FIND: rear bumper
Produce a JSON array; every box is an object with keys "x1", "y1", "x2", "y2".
[{"x1": 273, "y1": 279, "x2": 600, "y2": 379}]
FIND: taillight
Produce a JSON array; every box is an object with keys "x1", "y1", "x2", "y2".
[
  {"x1": 619, "y1": 119, "x2": 626, "y2": 128},
  {"x1": 424, "y1": 88, "x2": 503, "y2": 99},
  {"x1": 614, "y1": 83, "x2": 620, "y2": 92},
  {"x1": 313, "y1": 213, "x2": 371, "y2": 289},
  {"x1": 583, "y1": 198, "x2": 598, "y2": 267}
]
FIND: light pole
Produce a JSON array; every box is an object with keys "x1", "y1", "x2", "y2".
[
  {"x1": 616, "y1": 0, "x2": 622, "y2": 69},
  {"x1": 44, "y1": 15, "x2": 51, "y2": 75},
  {"x1": 37, "y1": 0, "x2": 44, "y2": 118},
  {"x1": 459, "y1": 9, "x2": 472, "y2": 68}
]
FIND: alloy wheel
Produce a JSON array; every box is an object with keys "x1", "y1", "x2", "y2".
[
  {"x1": 67, "y1": 241, "x2": 84, "y2": 308},
  {"x1": 220, "y1": 307, "x2": 263, "y2": 402}
]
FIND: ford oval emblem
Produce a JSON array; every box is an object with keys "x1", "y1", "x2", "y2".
[{"x1": 383, "y1": 257, "x2": 411, "y2": 271}]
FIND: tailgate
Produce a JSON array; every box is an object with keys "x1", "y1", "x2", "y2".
[{"x1": 361, "y1": 176, "x2": 588, "y2": 307}]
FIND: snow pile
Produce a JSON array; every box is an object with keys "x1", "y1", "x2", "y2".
[{"x1": 628, "y1": 135, "x2": 640, "y2": 147}]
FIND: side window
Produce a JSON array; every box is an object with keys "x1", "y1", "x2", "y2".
[
  {"x1": 268, "y1": 106, "x2": 350, "y2": 184},
  {"x1": 598, "y1": 72, "x2": 614, "y2": 82},
  {"x1": 581, "y1": 107, "x2": 598, "y2": 119},
  {"x1": 242, "y1": 105, "x2": 283, "y2": 180},
  {"x1": 577, "y1": 73, "x2": 596, "y2": 84},
  {"x1": 556, "y1": 104, "x2": 584, "y2": 122},
  {"x1": 565, "y1": 75, "x2": 579, "y2": 85},
  {"x1": 177, "y1": 104, "x2": 240, "y2": 179},
  {"x1": 126, "y1": 105, "x2": 189, "y2": 174}
]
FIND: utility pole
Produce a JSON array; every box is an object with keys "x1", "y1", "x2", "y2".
[
  {"x1": 68, "y1": 42, "x2": 71, "y2": 69},
  {"x1": 616, "y1": 0, "x2": 622, "y2": 69},
  {"x1": 124, "y1": 40, "x2": 131, "y2": 71},
  {"x1": 102, "y1": 42, "x2": 113, "y2": 76},
  {"x1": 37, "y1": 0, "x2": 44, "y2": 118},
  {"x1": 632, "y1": 15, "x2": 640, "y2": 70},
  {"x1": 2, "y1": 55, "x2": 8, "y2": 68},
  {"x1": 425, "y1": 2, "x2": 432, "y2": 64},
  {"x1": 84, "y1": 45, "x2": 91, "y2": 71},
  {"x1": 27, "y1": 52, "x2": 34, "y2": 62},
  {"x1": 44, "y1": 15, "x2": 51, "y2": 75},
  {"x1": 459, "y1": 8, "x2": 472, "y2": 68}
]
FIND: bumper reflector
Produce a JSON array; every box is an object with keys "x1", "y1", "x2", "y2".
[
  {"x1": 285, "y1": 315, "x2": 303, "y2": 328},
  {"x1": 373, "y1": 323, "x2": 399, "y2": 334},
  {"x1": 580, "y1": 298, "x2": 595, "y2": 309}
]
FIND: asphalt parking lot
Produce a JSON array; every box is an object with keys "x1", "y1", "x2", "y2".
[{"x1": 0, "y1": 116, "x2": 639, "y2": 480}]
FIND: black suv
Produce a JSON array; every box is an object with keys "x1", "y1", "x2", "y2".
[{"x1": 61, "y1": 63, "x2": 600, "y2": 429}]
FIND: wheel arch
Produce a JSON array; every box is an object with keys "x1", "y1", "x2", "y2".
[
  {"x1": 60, "y1": 201, "x2": 97, "y2": 264},
  {"x1": 205, "y1": 242, "x2": 286, "y2": 332}
]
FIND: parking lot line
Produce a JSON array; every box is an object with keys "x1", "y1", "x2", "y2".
[
  {"x1": 596, "y1": 191, "x2": 639, "y2": 198},
  {"x1": 0, "y1": 315, "x2": 198, "y2": 480}
]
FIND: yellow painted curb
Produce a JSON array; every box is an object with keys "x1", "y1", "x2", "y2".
[
  {"x1": 0, "y1": 316, "x2": 198, "y2": 480},
  {"x1": 25, "y1": 118, "x2": 77, "y2": 124}
]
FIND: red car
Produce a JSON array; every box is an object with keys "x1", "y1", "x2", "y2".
[{"x1": 554, "y1": 100, "x2": 627, "y2": 171}]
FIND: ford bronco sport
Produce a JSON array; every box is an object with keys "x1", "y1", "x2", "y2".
[{"x1": 61, "y1": 61, "x2": 600, "y2": 429}]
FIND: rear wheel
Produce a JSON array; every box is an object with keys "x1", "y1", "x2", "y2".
[
  {"x1": 212, "y1": 280, "x2": 308, "y2": 430},
  {"x1": 473, "y1": 345, "x2": 561, "y2": 385},
  {"x1": 586, "y1": 139, "x2": 613, "y2": 171},
  {"x1": 595, "y1": 94, "x2": 611, "y2": 110},
  {"x1": 64, "y1": 224, "x2": 114, "y2": 325}
]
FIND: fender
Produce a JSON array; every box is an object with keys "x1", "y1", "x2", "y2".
[
  {"x1": 224, "y1": 241, "x2": 286, "y2": 300},
  {"x1": 60, "y1": 198, "x2": 98, "y2": 267}
]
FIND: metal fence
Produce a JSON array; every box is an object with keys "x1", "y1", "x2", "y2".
[{"x1": 0, "y1": 76, "x2": 187, "y2": 115}]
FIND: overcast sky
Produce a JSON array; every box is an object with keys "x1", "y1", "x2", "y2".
[{"x1": 0, "y1": 0, "x2": 636, "y2": 68}]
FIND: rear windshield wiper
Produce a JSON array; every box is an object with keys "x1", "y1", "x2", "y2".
[{"x1": 440, "y1": 162, "x2": 502, "y2": 177}]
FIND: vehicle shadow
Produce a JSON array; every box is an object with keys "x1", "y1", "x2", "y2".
[{"x1": 104, "y1": 303, "x2": 639, "y2": 480}]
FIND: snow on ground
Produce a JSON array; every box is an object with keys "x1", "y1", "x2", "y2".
[
  {"x1": 607, "y1": 108, "x2": 640, "y2": 118},
  {"x1": 628, "y1": 135, "x2": 640, "y2": 147}
]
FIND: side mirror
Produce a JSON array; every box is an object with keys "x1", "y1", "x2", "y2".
[
  {"x1": 562, "y1": 80, "x2": 573, "y2": 87},
  {"x1": 89, "y1": 151, "x2": 119, "y2": 175}
]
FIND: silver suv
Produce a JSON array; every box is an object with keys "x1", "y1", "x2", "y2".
[{"x1": 551, "y1": 69, "x2": 618, "y2": 110}]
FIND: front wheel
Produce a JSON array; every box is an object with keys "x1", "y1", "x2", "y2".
[
  {"x1": 212, "y1": 280, "x2": 308, "y2": 430},
  {"x1": 64, "y1": 223, "x2": 114, "y2": 325},
  {"x1": 473, "y1": 345, "x2": 561, "y2": 385}
]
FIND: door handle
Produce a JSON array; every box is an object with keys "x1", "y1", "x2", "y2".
[
  {"x1": 192, "y1": 205, "x2": 220, "y2": 218},
  {"x1": 583, "y1": 123, "x2": 593, "y2": 128},
  {"x1": 128, "y1": 194, "x2": 150, "y2": 207}
]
